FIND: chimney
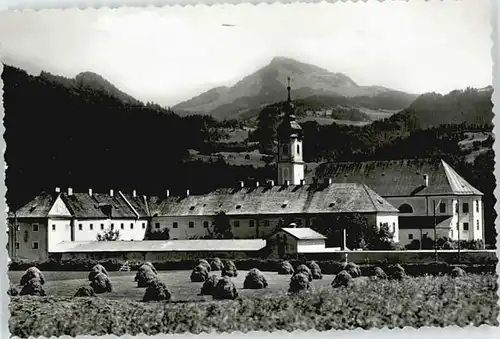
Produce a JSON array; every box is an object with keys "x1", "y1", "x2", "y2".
[
  {"x1": 255, "y1": 181, "x2": 260, "y2": 188},
  {"x1": 186, "y1": 189, "x2": 190, "y2": 196},
  {"x1": 132, "y1": 190, "x2": 137, "y2": 198},
  {"x1": 55, "y1": 187, "x2": 61, "y2": 193},
  {"x1": 423, "y1": 174, "x2": 429, "y2": 187},
  {"x1": 88, "y1": 188, "x2": 93, "y2": 196},
  {"x1": 267, "y1": 180, "x2": 275, "y2": 188},
  {"x1": 110, "y1": 189, "x2": 114, "y2": 197},
  {"x1": 68, "y1": 187, "x2": 73, "y2": 196},
  {"x1": 324, "y1": 178, "x2": 332, "y2": 186},
  {"x1": 238, "y1": 181, "x2": 244, "y2": 188},
  {"x1": 300, "y1": 179, "x2": 306, "y2": 186},
  {"x1": 166, "y1": 189, "x2": 170, "y2": 198},
  {"x1": 284, "y1": 180, "x2": 290, "y2": 187}
]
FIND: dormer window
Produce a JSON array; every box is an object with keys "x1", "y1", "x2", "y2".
[
  {"x1": 329, "y1": 203, "x2": 335, "y2": 207},
  {"x1": 189, "y1": 206, "x2": 195, "y2": 211},
  {"x1": 236, "y1": 205, "x2": 242, "y2": 209}
]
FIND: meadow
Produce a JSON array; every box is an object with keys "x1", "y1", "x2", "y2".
[{"x1": 8, "y1": 269, "x2": 499, "y2": 337}]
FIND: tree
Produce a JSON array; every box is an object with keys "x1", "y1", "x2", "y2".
[
  {"x1": 212, "y1": 211, "x2": 233, "y2": 239},
  {"x1": 145, "y1": 228, "x2": 170, "y2": 240},
  {"x1": 96, "y1": 228, "x2": 120, "y2": 241}
]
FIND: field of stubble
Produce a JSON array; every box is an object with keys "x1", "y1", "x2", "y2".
[{"x1": 8, "y1": 270, "x2": 499, "y2": 337}]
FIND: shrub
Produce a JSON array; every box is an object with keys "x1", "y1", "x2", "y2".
[
  {"x1": 88, "y1": 264, "x2": 108, "y2": 281},
  {"x1": 243, "y1": 268, "x2": 268, "y2": 289},
  {"x1": 191, "y1": 265, "x2": 209, "y2": 282},
  {"x1": 196, "y1": 259, "x2": 211, "y2": 272},
  {"x1": 210, "y1": 258, "x2": 224, "y2": 271},
  {"x1": 344, "y1": 262, "x2": 361, "y2": 278},
  {"x1": 136, "y1": 267, "x2": 158, "y2": 288},
  {"x1": 143, "y1": 279, "x2": 172, "y2": 302},
  {"x1": 212, "y1": 276, "x2": 238, "y2": 300},
  {"x1": 74, "y1": 285, "x2": 95, "y2": 297},
  {"x1": 20, "y1": 278, "x2": 46, "y2": 296},
  {"x1": 90, "y1": 273, "x2": 113, "y2": 293},
  {"x1": 373, "y1": 266, "x2": 388, "y2": 279},
  {"x1": 331, "y1": 270, "x2": 353, "y2": 288},
  {"x1": 200, "y1": 274, "x2": 219, "y2": 295},
  {"x1": 451, "y1": 267, "x2": 466, "y2": 278},
  {"x1": 288, "y1": 272, "x2": 311, "y2": 293},
  {"x1": 295, "y1": 264, "x2": 312, "y2": 281},
  {"x1": 222, "y1": 260, "x2": 238, "y2": 277},
  {"x1": 277, "y1": 261, "x2": 294, "y2": 275},
  {"x1": 20, "y1": 267, "x2": 45, "y2": 286},
  {"x1": 8, "y1": 283, "x2": 20, "y2": 296}
]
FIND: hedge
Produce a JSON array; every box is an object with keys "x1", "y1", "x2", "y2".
[{"x1": 8, "y1": 258, "x2": 496, "y2": 276}]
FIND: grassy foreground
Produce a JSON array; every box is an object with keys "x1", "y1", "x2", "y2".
[{"x1": 9, "y1": 274, "x2": 498, "y2": 337}]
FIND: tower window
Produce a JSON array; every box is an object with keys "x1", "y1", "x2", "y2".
[
  {"x1": 439, "y1": 202, "x2": 446, "y2": 213},
  {"x1": 463, "y1": 222, "x2": 469, "y2": 231},
  {"x1": 463, "y1": 203, "x2": 469, "y2": 213},
  {"x1": 297, "y1": 144, "x2": 300, "y2": 155},
  {"x1": 282, "y1": 144, "x2": 288, "y2": 155}
]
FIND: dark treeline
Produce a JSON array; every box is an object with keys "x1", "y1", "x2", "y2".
[{"x1": 2, "y1": 65, "x2": 271, "y2": 210}]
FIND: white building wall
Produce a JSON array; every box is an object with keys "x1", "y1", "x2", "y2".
[
  {"x1": 47, "y1": 218, "x2": 72, "y2": 252},
  {"x1": 73, "y1": 218, "x2": 148, "y2": 241},
  {"x1": 296, "y1": 239, "x2": 326, "y2": 253}
]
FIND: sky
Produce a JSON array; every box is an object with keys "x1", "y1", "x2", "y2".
[{"x1": 0, "y1": 0, "x2": 492, "y2": 107}]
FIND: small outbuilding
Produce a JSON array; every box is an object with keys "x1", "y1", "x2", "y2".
[{"x1": 267, "y1": 227, "x2": 335, "y2": 257}]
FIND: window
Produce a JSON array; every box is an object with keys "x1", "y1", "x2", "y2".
[
  {"x1": 203, "y1": 221, "x2": 209, "y2": 228},
  {"x1": 463, "y1": 222, "x2": 469, "y2": 231},
  {"x1": 476, "y1": 201, "x2": 480, "y2": 213},
  {"x1": 476, "y1": 220, "x2": 480, "y2": 230},
  {"x1": 111, "y1": 224, "x2": 114, "y2": 230},
  {"x1": 264, "y1": 220, "x2": 270, "y2": 227},
  {"x1": 155, "y1": 223, "x2": 160, "y2": 229},
  {"x1": 297, "y1": 144, "x2": 300, "y2": 155},
  {"x1": 90, "y1": 224, "x2": 93, "y2": 230},
  {"x1": 121, "y1": 223, "x2": 124, "y2": 230},
  {"x1": 32, "y1": 224, "x2": 39, "y2": 232},
  {"x1": 78, "y1": 224, "x2": 82, "y2": 231},
  {"x1": 101, "y1": 224, "x2": 104, "y2": 230},
  {"x1": 173, "y1": 222, "x2": 178, "y2": 229},
  {"x1": 282, "y1": 144, "x2": 288, "y2": 155},
  {"x1": 52, "y1": 224, "x2": 56, "y2": 231},
  {"x1": 32, "y1": 241, "x2": 39, "y2": 250},
  {"x1": 408, "y1": 234, "x2": 413, "y2": 240},
  {"x1": 130, "y1": 223, "x2": 134, "y2": 229},
  {"x1": 439, "y1": 202, "x2": 446, "y2": 213},
  {"x1": 142, "y1": 223, "x2": 146, "y2": 229},
  {"x1": 249, "y1": 220, "x2": 255, "y2": 227},
  {"x1": 398, "y1": 204, "x2": 413, "y2": 213},
  {"x1": 463, "y1": 203, "x2": 469, "y2": 213},
  {"x1": 234, "y1": 220, "x2": 240, "y2": 227},
  {"x1": 189, "y1": 222, "x2": 194, "y2": 228},
  {"x1": 15, "y1": 243, "x2": 19, "y2": 250}
]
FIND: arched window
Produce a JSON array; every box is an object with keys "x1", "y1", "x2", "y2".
[
  {"x1": 283, "y1": 167, "x2": 289, "y2": 181},
  {"x1": 297, "y1": 144, "x2": 300, "y2": 155},
  {"x1": 398, "y1": 203, "x2": 413, "y2": 213},
  {"x1": 282, "y1": 144, "x2": 288, "y2": 155}
]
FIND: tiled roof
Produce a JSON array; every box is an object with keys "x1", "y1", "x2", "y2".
[
  {"x1": 307, "y1": 159, "x2": 482, "y2": 197},
  {"x1": 50, "y1": 239, "x2": 266, "y2": 253},
  {"x1": 281, "y1": 227, "x2": 327, "y2": 240},
  {"x1": 148, "y1": 183, "x2": 398, "y2": 217},
  {"x1": 120, "y1": 193, "x2": 150, "y2": 218},
  {"x1": 60, "y1": 192, "x2": 140, "y2": 219},
  {"x1": 13, "y1": 192, "x2": 59, "y2": 218},
  {"x1": 399, "y1": 216, "x2": 453, "y2": 230}
]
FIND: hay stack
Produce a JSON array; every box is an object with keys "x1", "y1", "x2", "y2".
[
  {"x1": 210, "y1": 258, "x2": 224, "y2": 271},
  {"x1": 90, "y1": 272, "x2": 113, "y2": 293},
  {"x1": 135, "y1": 265, "x2": 158, "y2": 287},
  {"x1": 307, "y1": 261, "x2": 323, "y2": 280},
  {"x1": 373, "y1": 266, "x2": 388, "y2": 279},
  {"x1": 191, "y1": 264, "x2": 209, "y2": 282},
  {"x1": 20, "y1": 267, "x2": 45, "y2": 286},
  {"x1": 331, "y1": 270, "x2": 353, "y2": 288},
  {"x1": 8, "y1": 283, "x2": 20, "y2": 296},
  {"x1": 277, "y1": 261, "x2": 294, "y2": 275},
  {"x1": 143, "y1": 262, "x2": 158, "y2": 274},
  {"x1": 288, "y1": 272, "x2": 311, "y2": 293},
  {"x1": 88, "y1": 264, "x2": 108, "y2": 281},
  {"x1": 451, "y1": 267, "x2": 466, "y2": 278},
  {"x1": 344, "y1": 262, "x2": 361, "y2": 278},
  {"x1": 221, "y1": 260, "x2": 238, "y2": 277},
  {"x1": 294, "y1": 264, "x2": 312, "y2": 281},
  {"x1": 200, "y1": 274, "x2": 219, "y2": 295},
  {"x1": 143, "y1": 279, "x2": 172, "y2": 302},
  {"x1": 391, "y1": 264, "x2": 406, "y2": 280},
  {"x1": 20, "y1": 278, "x2": 46, "y2": 296},
  {"x1": 243, "y1": 268, "x2": 268, "y2": 289},
  {"x1": 196, "y1": 259, "x2": 211, "y2": 272},
  {"x1": 212, "y1": 276, "x2": 238, "y2": 300},
  {"x1": 74, "y1": 285, "x2": 95, "y2": 297}
]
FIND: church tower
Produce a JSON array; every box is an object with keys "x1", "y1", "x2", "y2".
[{"x1": 277, "y1": 77, "x2": 304, "y2": 185}]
